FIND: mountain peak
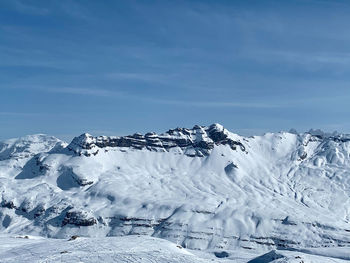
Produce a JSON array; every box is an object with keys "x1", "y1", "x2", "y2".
[
  {"x1": 0, "y1": 134, "x2": 62, "y2": 160},
  {"x1": 209, "y1": 123, "x2": 224, "y2": 131},
  {"x1": 66, "y1": 124, "x2": 245, "y2": 157}
]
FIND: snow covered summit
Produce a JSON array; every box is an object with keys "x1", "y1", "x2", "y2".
[{"x1": 0, "y1": 124, "x2": 349, "y2": 254}]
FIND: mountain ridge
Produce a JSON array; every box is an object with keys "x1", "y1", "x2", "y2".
[
  {"x1": 0, "y1": 123, "x2": 349, "y2": 254},
  {"x1": 66, "y1": 123, "x2": 246, "y2": 157}
]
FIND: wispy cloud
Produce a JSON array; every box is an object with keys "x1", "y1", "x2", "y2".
[
  {"x1": 9, "y1": 84, "x2": 349, "y2": 110},
  {"x1": 4, "y1": 0, "x2": 92, "y2": 20},
  {"x1": 8, "y1": 0, "x2": 49, "y2": 15},
  {"x1": 105, "y1": 72, "x2": 174, "y2": 83},
  {"x1": 58, "y1": 1, "x2": 92, "y2": 21},
  {"x1": 141, "y1": 98, "x2": 279, "y2": 109},
  {"x1": 259, "y1": 50, "x2": 350, "y2": 66},
  {"x1": 42, "y1": 85, "x2": 350, "y2": 109},
  {"x1": 0, "y1": 111, "x2": 44, "y2": 117},
  {"x1": 6, "y1": 85, "x2": 279, "y2": 109},
  {"x1": 42, "y1": 87, "x2": 124, "y2": 97},
  {"x1": 33, "y1": 86, "x2": 281, "y2": 108}
]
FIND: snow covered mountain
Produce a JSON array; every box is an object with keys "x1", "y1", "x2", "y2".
[{"x1": 0, "y1": 124, "x2": 349, "y2": 260}]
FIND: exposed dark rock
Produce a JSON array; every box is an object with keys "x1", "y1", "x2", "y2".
[
  {"x1": 247, "y1": 250, "x2": 284, "y2": 263},
  {"x1": 66, "y1": 124, "x2": 246, "y2": 157},
  {"x1": 1, "y1": 200, "x2": 17, "y2": 209},
  {"x1": 72, "y1": 176, "x2": 93, "y2": 187},
  {"x1": 214, "y1": 251, "x2": 229, "y2": 258},
  {"x1": 33, "y1": 205, "x2": 46, "y2": 218},
  {"x1": 298, "y1": 152, "x2": 307, "y2": 161},
  {"x1": 282, "y1": 216, "x2": 298, "y2": 226},
  {"x1": 62, "y1": 211, "x2": 97, "y2": 227},
  {"x1": 68, "y1": 235, "x2": 79, "y2": 241}
]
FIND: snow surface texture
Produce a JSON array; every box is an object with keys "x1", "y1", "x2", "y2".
[
  {"x1": 0, "y1": 124, "x2": 350, "y2": 261},
  {"x1": 0, "y1": 235, "x2": 349, "y2": 263}
]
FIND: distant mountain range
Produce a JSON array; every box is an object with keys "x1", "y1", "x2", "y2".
[{"x1": 1, "y1": 124, "x2": 349, "y2": 253}]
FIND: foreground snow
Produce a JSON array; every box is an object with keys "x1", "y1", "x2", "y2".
[
  {"x1": 0, "y1": 235, "x2": 349, "y2": 263},
  {"x1": 0, "y1": 235, "x2": 211, "y2": 263}
]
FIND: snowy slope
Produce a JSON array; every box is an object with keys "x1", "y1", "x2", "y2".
[
  {"x1": 0, "y1": 124, "x2": 349, "y2": 259},
  {"x1": 0, "y1": 235, "x2": 214, "y2": 263},
  {"x1": 0, "y1": 235, "x2": 349, "y2": 263}
]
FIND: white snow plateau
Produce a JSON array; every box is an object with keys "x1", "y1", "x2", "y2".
[{"x1": 0, "y1": 124, "x2": 349, "y2": 262}]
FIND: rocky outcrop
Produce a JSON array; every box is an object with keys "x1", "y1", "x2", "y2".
[
  {"x1": 62, "y1": 211, "x2": 97, "y2": 227},
  {"x1": 67, "y1": 124, "x2": 246, "y2": 157}
]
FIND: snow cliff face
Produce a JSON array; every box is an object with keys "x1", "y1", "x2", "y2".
[{"x1": 0, "y1": 124, "x2": 349, "y2": 252}]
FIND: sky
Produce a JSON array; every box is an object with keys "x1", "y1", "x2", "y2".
[{"x1": 1, "y1": 0, "x2": 350, "y2": 141}]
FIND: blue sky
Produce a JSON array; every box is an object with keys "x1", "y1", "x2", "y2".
[{"x1": 1, "y1": 0, "x2": 350, "y2": 141}]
